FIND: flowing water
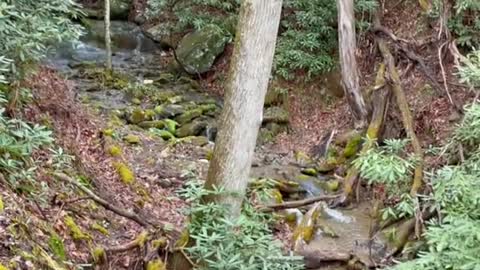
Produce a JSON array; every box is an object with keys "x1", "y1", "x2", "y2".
[{"x1": 46, "y1": 20, "x2": 389, "y2": 269}]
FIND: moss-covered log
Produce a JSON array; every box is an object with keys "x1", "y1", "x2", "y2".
[
  {"x1": 343, "y1": 64, "x2": 390, "y2": 202},
  {"x1": 375, "y1": 17, "x2": 424, "y2": 196}
]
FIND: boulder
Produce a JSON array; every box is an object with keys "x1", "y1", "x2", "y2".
[
  {"x1": 175, "y1": 24, "x2": 230, "y2": 74},
  {"x1": 144, "y1": 21, "x2": 184, "y2": 49},
  {"x1": 176, "y1": 121, "x2": 207, "y2": 138},
  {"x1": 175, "y1": 109, "x2": 203, "y2": 124}
]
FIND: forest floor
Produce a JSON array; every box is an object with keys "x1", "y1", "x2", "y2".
[{"x1": 0, "y1": 1, "x2": 475, "y2": 269}]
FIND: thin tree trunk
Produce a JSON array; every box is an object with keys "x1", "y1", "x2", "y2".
[
  {"x1": 337, "y1": 0, "x2": 368, "y2": 128},
  {"x1": 205, "y1": 0, "x2": 284, "y2": 218},
  {"x1": 104, "y1": 0, "x2": 112, "y2": 70}
]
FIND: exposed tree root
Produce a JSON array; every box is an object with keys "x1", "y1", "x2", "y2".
[
  {"x1": 257, "y1": 194, "x2": 341, "y2": 212},
  {"x1": 54, "y1": 172, "x2": 179, "y2": 234},
  {"x1": 342, "y1": 64, "x2": 390, "y2": 203},
  {"x1": 105, "y1": 231, "x2": 149, "y2": 253}
]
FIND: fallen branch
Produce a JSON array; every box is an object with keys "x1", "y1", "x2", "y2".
[
  {"x1": 374, "y1": 13, "x2": 424, "y2": 196},
  {"x1": 257, "y1": 194, "x2": 341, "y2": 212},
  {"x1": 54, "y1": 172, "x2": 150, "y2": 227},
  {"x1": 342, "y1": 63, "x2": 390, "y2": 203}
]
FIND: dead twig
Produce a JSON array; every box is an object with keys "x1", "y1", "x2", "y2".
[
  {"x1": 54, "y1": 172, "x2": 150, "y2": 228},
  {"x1": 257, "y1": 194, "x2": 341, "y2": 212}
]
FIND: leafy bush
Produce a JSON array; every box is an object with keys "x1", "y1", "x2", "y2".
[
  {"x1": 384, "y1": 50, "x2": 480, "y2": 269},
  {"x1": 0, "y1": 93, "x2": 53, "y2": 184},
  {"x1": 147, "y1": 0, "x2": 377, "y2": 80},
  {"x1": 0, "y1": 0, "x2": 83, "y2": 82},
  {"x1": 178, "y1": 179, "x2": 304, "y2": 270},
  {"x1": 428, "y1": 0, "x2": 480, "y2": 47}
]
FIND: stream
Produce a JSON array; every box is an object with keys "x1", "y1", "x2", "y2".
[{"x1": 45, "y1": 19, "x2": 390, "y2": 269}]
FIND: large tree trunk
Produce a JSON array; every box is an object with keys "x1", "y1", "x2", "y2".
[
  {"x1": 337, "y1": 0, "x2": 368, "y2": 128},
  {"x1": 104, "y1": 0, "x2": 112, "y2": 70},
  {"x1": 205, "y1": 0, "x2": 284, "y2": 218}
]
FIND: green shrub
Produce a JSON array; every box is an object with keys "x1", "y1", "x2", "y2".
[
  {"x1": 0, "y1": 0, "x2": 83, "y2": 82},
  {"x1": 178, "y1": 179, "x2": 304, "y2": 270},
  {"x1": 383, "y1": 50, "x2": 480, "y2": 269},
  {"x1": 428, "y1": 0, "x2": 480, "y2": 47}
]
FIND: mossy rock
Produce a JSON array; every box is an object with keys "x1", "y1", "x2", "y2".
[
  {"x1": 153, "y1": 91, "x2": 177, "y2": 103},
  {"x1": 153, "y1": 130, "x2": 175, "y2": 140},
  {"x1": 263, "y1": 106, "x2": 289, "y2": 124},
  {"x1": 128, "y1": 108, "x2": 146, "y2": 124},
  {"x1": 175, "y1": 24, "x2": 230, "y2": 74},
  {"x1": 301, "y1": 168, "x2": 318, "y2": 176},
  {"x1": 102, "y1": 129, "x2": 115, "y2": 137},
  {"x1": 176, "y1": 121, "x2": 207, "y2": 138},
  {"x1": 198, "y1": 103, "x2": 217, "y2": 113},
  {"x1": 124, "y1": 134, "x2": 141, "y2": 144},
  {"x1": 163, "y1": 119, "x2": 178, "y2": 134},
  {"x1": 155, "y1": 104, "x2": 186, "y2": 118},
  {"x1": 138, "y1": 120, "x2": 166, "y2": 129},
  {"x1": 175, "y1": 109, "x2": 203, "y2": 124}
]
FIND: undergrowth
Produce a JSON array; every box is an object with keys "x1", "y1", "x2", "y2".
[
  {"x1": 178, "y1": 179, "x2": 304, "y2": 270},
  {"x1": 146, "y1": 0, "x2": 377, "y2": 80},
  {"x1": 353, "y1": 49, "x2": 480, "y2": 269}
]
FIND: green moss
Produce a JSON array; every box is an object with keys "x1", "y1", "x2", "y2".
[
  {"x1": 198, "y1": 103, "x2": 217, "y2": 113},
  {"x1": 0, "y1": 264, "x2": 8, "y2": 270},
  {"x1": 0, "y1": 195, "x2": 3, "y2": 213},
  {"x1": 114, "y1": 162, "x2": 135, "y2": 184},
  {"x1": 131, "y1": 98, "x2": 142, "y2": 105},
  {"x1": 163, "y1": 119, "x2": 178, "y2": 134},
  {"x1": 206, "y1": 149, "x2": 214, "y2": 160},
  {"x1": 129, "y1": 108, "x2": 146, "y2": 124},
  {"x1": 124, "y1": 134, "x2": 141, "y2": 144},
  {"x1": 48, "y1": 232, "x2": 66, "y2": 261},
  {"x1": 102, "y1": 129, "x2": 114, "y2": 137},
  {"x1": 153, "y1": 91, "x2": 176, "y2": 103},
  {"x1": 156, "y1": 130, "x2": 175, "y2": 140},
  {"x1": 154, "y1": 105, "x2": 165, "y2": 115},
  {"x1": 145, "y1": 109, "x2": 156, "y2": 120},
  {"x1": 175, "y1": 108, "x2": 202, "y2": 124},
  {"x1": 343, "y1": 133, "x2": 362, "y2": 158},
  {"x1": 107, "y1": 145, "x2": 122, "y2": 157},
  {"x1": 295, "y1": 151, "x2": 312, "y2": 165},
  {"x1": 138, "y1": 120, "x2": 165, "y2": 129},
  {"x1": 92, "y1": 246, "x2": 106, "y2": 264},
  {"x1": 152, "y1": 238, "x2": 168, "y2": 249},
  {"x1": 64, "y1": 216, "x2": 89, "y2": 240},
  {"x1": 91, "y1": 222, "x2": 109, "y2": 236},
  {"x1": 146, "y1": 259, "x2": 166, "y2": 270},
  {"x1": 301, "y1": 168, "x2": 318, "y2": 176},
  {"x1": 268, "y1": 189, "x2": 283, "y2": 203}
]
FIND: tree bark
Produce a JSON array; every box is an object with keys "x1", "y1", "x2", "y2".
[
  {"x1": 205, "y1": 0, "x2": 284, "y2": 218},
  {"x1": 104, "y1": 0, "x2": 112, "y2": 70},
  {"x1": 337, "y1": 0, "x2": 369, "y2": 128}
]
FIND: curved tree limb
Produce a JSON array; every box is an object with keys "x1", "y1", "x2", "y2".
[
  {"x1": 53, "y1": 172, "x2": 178, "y2": 232},
  {"x1": 257, "y1": 194, "x2": 341, "y2": 212}
]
